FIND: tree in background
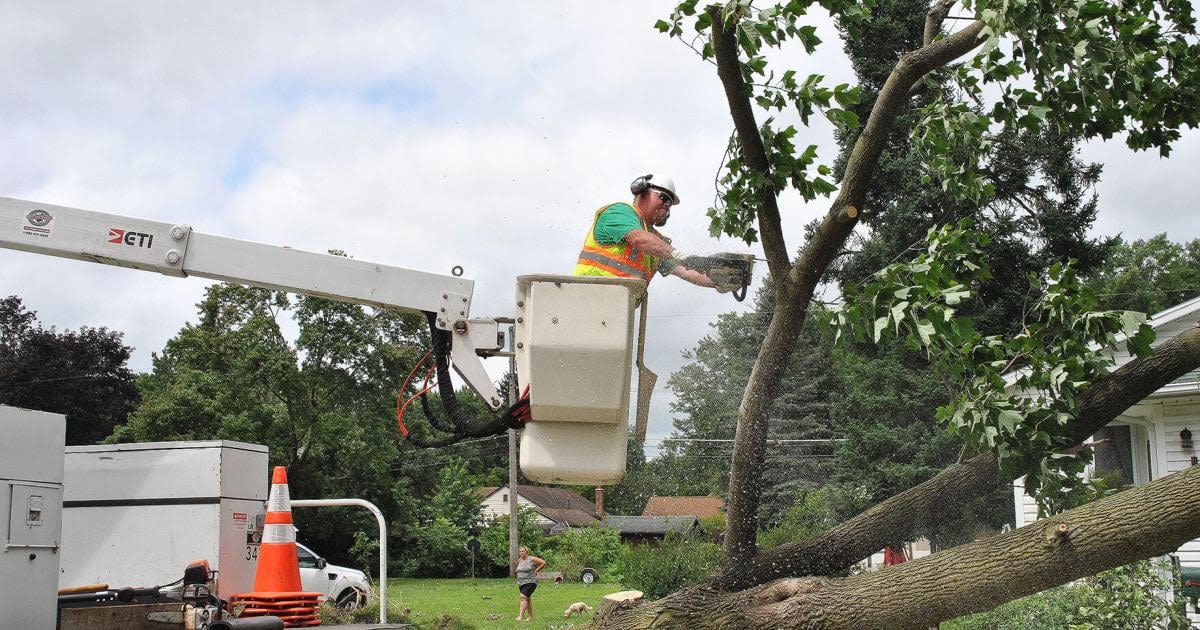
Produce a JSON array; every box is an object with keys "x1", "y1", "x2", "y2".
[
  {"x1": 0, "y1": 295, "x2": 138, "y2": 445},
  {"x1": 665, "y1": 303, "x2": 766, "y2": 494},
  {"x1": 399, "y1": 460, "x2": 486, "y2": 577},
  {"x1": 111, "y1": 281, "x2": 506, "y2": 569},
  {"x1": 756, "y1": 489, "x2": 835, "y2": 550},
  {"x1": 601, "y1": 429, "x2": 664, "y2": 516},
  {"x1": 665, "y1": 284, "x2": 839, "y2": 525},
  {"x1": 1086, "y1": 234, "x2": 1200, "y2": 314},
  {"x1": 618, "y1": 530, "x2": 724, "y2": 600},
  {"x1": 833, "y1": 23, "x2": 1112, "y2": 335}
]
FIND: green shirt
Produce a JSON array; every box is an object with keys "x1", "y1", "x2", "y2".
[
  {"x1": 593, "y1": 203, "x2": 644, "y2": 246},
  {"x1": 592, "y1": 203, "x2": 676, "y2": 277}
]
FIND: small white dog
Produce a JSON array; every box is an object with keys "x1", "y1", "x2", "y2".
[{"x1": 563, "y1": 601, "x2": 594, "y2": 618}]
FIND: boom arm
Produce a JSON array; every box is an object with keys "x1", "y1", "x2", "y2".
[{"x1": 0, "y1": 196, "x2": 505, "y2": 410}]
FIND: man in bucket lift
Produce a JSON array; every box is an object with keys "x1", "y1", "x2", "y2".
[{"x1": 574, "y1": 173, "x2": 739, "y2": 292}]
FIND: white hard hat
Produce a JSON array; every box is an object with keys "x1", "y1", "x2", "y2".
[{"x1": 631, "y1": 173, "x2": 680, "y2": 205}]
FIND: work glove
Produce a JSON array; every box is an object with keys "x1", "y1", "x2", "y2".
[
  {"x1": 715, "y1": 283, "x2": 737, "y2": 294},
  {"x1": 669, "y1": 249, "x2": 713, "y2": 272}
]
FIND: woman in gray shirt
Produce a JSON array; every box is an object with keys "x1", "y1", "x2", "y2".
[{"x1": 515, "y1": 545, "x2": 546, "y2": 621}]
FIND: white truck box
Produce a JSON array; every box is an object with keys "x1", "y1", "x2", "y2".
[
  {"x1": 59, "y1": 440, "x2": 268, "y2": 601},
  {"x1": 0, "y1": 405, "x2": 66, "y2": 630}
]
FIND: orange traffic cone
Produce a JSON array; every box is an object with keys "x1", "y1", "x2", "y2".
[
  {"x1": 254, "y1": 466, "x2": 302, "y2": 592},
  {"x1": 231, "y1": 466, "x2": 324, "y2": 628}
]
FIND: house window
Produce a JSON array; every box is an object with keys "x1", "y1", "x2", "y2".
[
  {"x1": 503, "y1": 493, "x2": 508, "y2": 503},
  {"x1": 1093, "y1": 425, "x2": 1135, "y2": 487}
]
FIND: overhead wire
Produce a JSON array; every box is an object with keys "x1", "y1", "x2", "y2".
[
  {"x1": 391, "y1": 444, "x2": 511, "y2": 472},
  {"x1": 5, "y1": 373, "x2": 106, "y2": 386}
]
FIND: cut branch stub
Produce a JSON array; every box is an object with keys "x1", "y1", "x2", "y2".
[
  {"x1": 1045, "y1": 522, "x2": 1072, "y2": 547},
  {"x1": 598, "y1": 590, "x2": 645, "y2": 619},
  {"x1": 837, "y1": 205, "x2": 859, "y2": 223}
]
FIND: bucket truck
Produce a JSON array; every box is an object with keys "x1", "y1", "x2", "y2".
[{"x1": 1, "y1": 196, "x2": 651, "y2": 485}]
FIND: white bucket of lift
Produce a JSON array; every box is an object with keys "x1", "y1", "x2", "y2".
[{"x1": 515, "y1": 274, "x2": 645, "y2": 485}]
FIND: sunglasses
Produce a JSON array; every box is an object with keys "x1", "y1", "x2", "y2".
[{"x1": 655, "y1": 191, "x2": 674, "y2": 206}]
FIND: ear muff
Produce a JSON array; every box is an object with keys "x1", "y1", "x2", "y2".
[{"x1": 630, "y1": 174, "x2": 653, "y2": 196}]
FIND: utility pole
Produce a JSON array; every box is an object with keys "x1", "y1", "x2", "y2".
[{"x1": 508, "y1": 326, "x2": 519, "y2": 577}]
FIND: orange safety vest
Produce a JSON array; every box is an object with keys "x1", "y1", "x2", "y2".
[{"x1": 574, "y1": 204, "x2": 661, "y2": 282}]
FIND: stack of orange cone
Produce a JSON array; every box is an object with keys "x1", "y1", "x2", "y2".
[{"x1": 231, "y1": 466, "x2": 324, "y2": 628}]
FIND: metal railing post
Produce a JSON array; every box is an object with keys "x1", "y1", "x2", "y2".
[{"x1": 290, "y1": 498, "x2": 387, "y2": 624}]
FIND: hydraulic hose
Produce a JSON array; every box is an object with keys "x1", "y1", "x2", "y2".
[{"x1": 397, "y1": 312, "x2": 530, "y2": 448}]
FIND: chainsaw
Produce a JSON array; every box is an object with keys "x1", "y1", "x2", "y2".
[{"x1": 679, "y1": 252, "x2": 756, "y2": 302}]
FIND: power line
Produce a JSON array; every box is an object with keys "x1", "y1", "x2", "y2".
[
  {"x1": 6, "y1": 373, "x2": 107, "y2": 386},
  {"x1": 392, "y1": 445, "x2": 511, "y2": 472},
  {"x1": 655, "y1": 438, "x2": 845, "y2": 444},
  {"x1": 656, "y1": 455, "x2": 835, "y2": 460}
]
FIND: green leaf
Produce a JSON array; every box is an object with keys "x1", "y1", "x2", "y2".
[
  {"x1": 915, "y1": 318, "x2": 935, "y2": 346},
  {"x1": 873, "y1": 316, "x2": 889, "y2": 343},
  {"x1": 891, "y1": 301, "x2": 909, "y2": 331},
  {"x1": 1119, "y1": 310, "x2": 1146, "y2": 335},
  {"x1": 998, "y1": 409, "x2": 1023, "y2": 434},
  {"x1": 797, "y1": 25, "x2": 820, "y2": 52},
  {"x1": 1126, "y1": 323, "x2": 1157, "y2": 358},
  {"x1": 943, "y1": 288, "x2": 971, "y2": 305},
  {"x1": 983, "y1": 425, "x2": 999, "y2": 446}
]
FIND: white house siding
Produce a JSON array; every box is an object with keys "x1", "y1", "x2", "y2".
[
  {"x1": 479, "y1": 485, "x2": 553, "y2": 526},
  {"x1": 1013, "y1": 400, "x2": 1200, "y2": 625},
  {"x1": 1158, "y1": 401, "x2": 1200, "y2": 570},
  {"x1": 1012, "y1": 478, "x2": 1038, "y2": 530}
]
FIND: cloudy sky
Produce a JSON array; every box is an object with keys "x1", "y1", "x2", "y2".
[{"x1": 2, "y1": 2, "x2": 1196, "y2": 456}]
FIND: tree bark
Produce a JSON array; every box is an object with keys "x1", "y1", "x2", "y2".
[
  {"x1": 707, "y1": 6, "x2": 790, "y2": 285},
  {"x1": 594, "y1": 464, "x2": 1200, "y2": 629},
  {"x1": 707, "y1": 7, "x2": 800, "y2": 564}
]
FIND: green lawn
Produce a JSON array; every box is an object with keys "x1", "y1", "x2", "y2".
[{"x1": 386, "y1": 577, "x2": 620, "y2": 629}]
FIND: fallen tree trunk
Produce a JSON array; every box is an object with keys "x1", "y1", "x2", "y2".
[{"x1": 593, "y1": 463, "x2": 1200, "y2": 629}]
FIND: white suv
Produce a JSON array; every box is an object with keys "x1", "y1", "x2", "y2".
[{"x1": 296, "y1": 542, "x2": 373, "y2": 609}]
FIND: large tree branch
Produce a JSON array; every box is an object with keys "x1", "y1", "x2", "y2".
[
  {"x1": 803, "y1": 19, "x2": 985, "y2": 256},
  {"x1": 715, "y1": 10, "x2": 986, "y2": 563},
  {"x1": 723, "y1": 289, "x2": 808, "y2": 563},
  {"x1": 596, "y1": 463, "x2": 1200, "y2": 628},
  {"x1": 924, "y1": 0, "x2": 957, "y2": 46},
  {"x1": 710, "y1": 322, "x2": 1200, "y2": 590},
  {"x1": 709, "y1": 5, "x2": 791, "y2": 284}
]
